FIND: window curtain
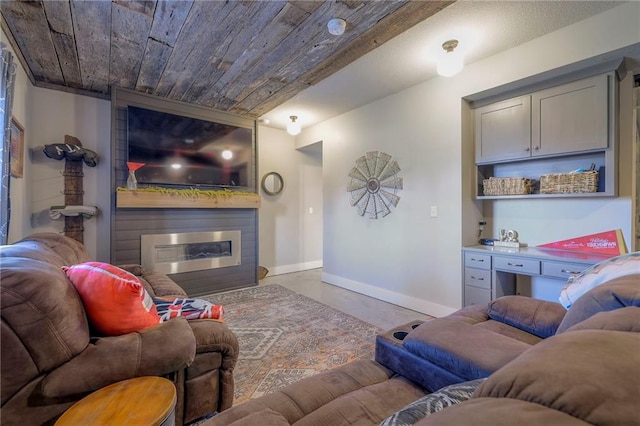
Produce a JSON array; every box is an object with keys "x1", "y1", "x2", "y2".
[{"x1": 1, "y1": 43, "x2": 16, "y2": 245}]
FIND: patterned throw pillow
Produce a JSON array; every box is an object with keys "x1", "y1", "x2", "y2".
[
  {"x1": 153, "y1": 297, "x2": 225, "y2": 322},
  {"x1": 379, "y1": 379, "x2": 486, "y2": 426},
  {"x1": 63, "y1": 262, "x2": 161, "y2": 335},
  {"x1": 558, "y1": 252, "x2": 640, "y2": 309}
]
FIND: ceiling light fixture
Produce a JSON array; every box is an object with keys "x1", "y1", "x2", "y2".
[
  {"x1": 327, "y1": 18, "x2": 346, "y2": 36},
  {"x1": 287, "y1": 115, "x2": 301, "y2": 136},
  {"x1": 437, "y1": 39, "x2": 463, "y2": 77},
  {"x1": 221, "y1": 149, "x2": 233, "y2": 160}
]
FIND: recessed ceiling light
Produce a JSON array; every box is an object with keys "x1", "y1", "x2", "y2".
[{"x1": 222, "y1": 149, "x2": 233, "y2": 160}]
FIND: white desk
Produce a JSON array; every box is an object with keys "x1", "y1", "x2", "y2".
[{"x1": 461, "y1": 246, "x2": 612, "y2": 307}]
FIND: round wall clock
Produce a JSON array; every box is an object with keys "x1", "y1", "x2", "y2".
[{"x1": 347, "y1": 151, "x2": 403, "y2": 219}]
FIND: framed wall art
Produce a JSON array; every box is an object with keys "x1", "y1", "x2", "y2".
[{"x1": 9, "y1": 117, "x2": 24, "y2": 178}]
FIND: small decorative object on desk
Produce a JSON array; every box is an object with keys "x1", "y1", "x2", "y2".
[
  {"x1": 483, "y1": 177, "x2": 534, "y2": 196},
  {"x1": 494, "y1": 228, "x2": 524, "y2": 248},
  {"x1": 126, "y1": 162, "x2": 145, "y2": 191},
  {"x1": 540, "y1": 163, "x2": 598, "y2": 194}
]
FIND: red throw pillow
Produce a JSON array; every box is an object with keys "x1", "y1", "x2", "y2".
[{"x1": 63, "y1": 262, "x2": 160, "y2": 335}]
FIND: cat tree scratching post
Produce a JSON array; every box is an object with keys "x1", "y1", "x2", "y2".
[
  {"x1": 43, "y1": 135, "x2": 98, "y2": 244},
  {"x1": 63, "y1": 137, "x2": 85, "y2": 242}
]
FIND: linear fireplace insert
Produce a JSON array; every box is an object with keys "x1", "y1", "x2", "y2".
[{"x1": 141, "y1": 231, "x2": 241, "y2": 274}]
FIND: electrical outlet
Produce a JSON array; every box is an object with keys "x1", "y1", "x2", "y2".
[{"x1": 430, "y1": 206, "x2": 438, "y2": 217}]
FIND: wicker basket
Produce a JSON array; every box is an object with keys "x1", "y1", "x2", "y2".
[
  {"x1": 258, "y1": 266, "x2": 269, "y2": 280},
  {"x1": 482, "y1": 177, "x2": 534, "y2": 196},
  {"x1": 539, "y1": 170, "x2": 598, "y2": 194}
]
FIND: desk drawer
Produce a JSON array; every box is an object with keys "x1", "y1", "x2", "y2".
[
  {"x1": 493, "y1": 256, "x2": 540, "y2": 275},
  {"x1": 464, "y1": 252, "x2": 491, "y2": 270},
  {"x1": 465, "y1": 285, "x2": 491, "y2": 307},
  {"x1": 542, "y1": 261, "x2": 589, "y2": 280},
  {"x1": 464, "y1": 267, "x2": 491, "y2": 290}
]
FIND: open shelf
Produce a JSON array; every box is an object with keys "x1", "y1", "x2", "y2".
[
  {"x1": 475, "y1": 151, "x2": 614, "y2": 199},
  {"x1": 116, "y1": 190, "x2": 261, "y2": 209}
]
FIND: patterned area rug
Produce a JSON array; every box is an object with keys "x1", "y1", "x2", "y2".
[{"x1": 203, "y1": 284, "x2": 384, "y2": 405}]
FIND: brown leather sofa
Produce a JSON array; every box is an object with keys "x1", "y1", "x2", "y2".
[
  {"x1": 205, "y1": 265, "x2": 639, "y2": 425},
  {"x1": 0, "y1": 233, "x2": 239, "y2": 426}
]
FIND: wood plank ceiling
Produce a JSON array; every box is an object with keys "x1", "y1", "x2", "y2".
[{"x1": 1, "y1": 0, "x2": 454, "y2": 119}]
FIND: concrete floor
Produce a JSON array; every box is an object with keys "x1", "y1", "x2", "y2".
[{"x1": 261, "y1": 268, "x2": 433, "y2": 330}]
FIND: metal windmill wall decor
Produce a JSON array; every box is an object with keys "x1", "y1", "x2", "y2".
[{"x1": 347, "y1": 151, "x2": 403, "y2": 219}]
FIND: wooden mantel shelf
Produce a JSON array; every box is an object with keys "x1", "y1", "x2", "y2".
[{"x1": 117, "y1": 190, "x2": 261, "y2": 209}]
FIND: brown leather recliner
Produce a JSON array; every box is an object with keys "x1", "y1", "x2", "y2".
[{"x1": 0, "y1": 233, "x2": 239, "y2": 426}]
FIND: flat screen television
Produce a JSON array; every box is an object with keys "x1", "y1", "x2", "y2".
[{"x1": 127, "y1": 106, "x2": 254, "y2": 188}]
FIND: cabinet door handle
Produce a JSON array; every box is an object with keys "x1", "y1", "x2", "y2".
[
  {"x1": 470, "y1": 276, "x2": 484, "y2": 281},
  {"x1": 471, "y1": 258, "x2": 484, "y2": 262},
  {"x1": 524, "y1": 147, "x2": 530, "y2": 152},
  {"x1": 561, "y1": 269, "x2": 581, "y2": 275},
  {"x1": 533, "y1": 146, "x2": 540, "y2": 151},
  {"x1": 507, "y1": 262, "x2": 524, "y2": 268}
]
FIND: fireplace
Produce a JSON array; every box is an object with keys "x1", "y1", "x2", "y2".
[{"x1": 141, "y1": 231, "x2": 241, "y2": 274}]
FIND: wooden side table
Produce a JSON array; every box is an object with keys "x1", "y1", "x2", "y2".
[{"x1": 55, "y1": 376, "x2": 176, "y2": 426}]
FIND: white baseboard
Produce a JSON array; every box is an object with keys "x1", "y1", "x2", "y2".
[
  {"x1": 321, "y1": 272, "x2": 458, "y2": 318},
  {"x1": 267, "y1": 260, "x2": 323, "y2": 277}
]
